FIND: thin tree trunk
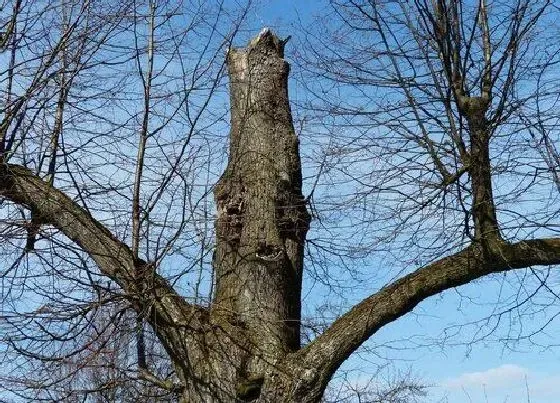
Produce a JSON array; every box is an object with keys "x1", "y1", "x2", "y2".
[{"x1": 467, "y1": 110, "x2": 501, "y2": 242}]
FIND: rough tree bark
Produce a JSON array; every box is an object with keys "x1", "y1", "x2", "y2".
[
  {"x1": 212, "y1": 27, "x2": 310, "y2": 394},
  {"x1": 2, "y1": 28, "x2": 560, "y2": 402}
]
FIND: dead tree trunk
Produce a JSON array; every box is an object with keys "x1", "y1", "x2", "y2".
[
  {"x1": 168, "y1": 28, "x2": 312, "y2": 402},
  {"x1": 210, "y1": 27, "x2": 310, "y2": 399}
]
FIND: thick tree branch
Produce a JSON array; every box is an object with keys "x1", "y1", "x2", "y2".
[
  {"x1": 0, "y1": 162, "x2": 208, "y2": 361},
  {"x1": 291, "y1": 238, "x2": 560, "y2": 394}
]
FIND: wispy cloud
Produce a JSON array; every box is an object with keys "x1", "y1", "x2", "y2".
[
  {"x1": 436, "y1": 364, "x2": 559, "y2": 403},
  {"x1": 442, "y1": 364, "x2": 528, "y2": 390}
]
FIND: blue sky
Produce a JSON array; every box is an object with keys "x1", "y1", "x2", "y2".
[
  {"x1": 1, "y1": 1, "x2": 558, "y2": 401},
  {"x1": 243, "y1": 1, "x2": 560, "y2": 402}
]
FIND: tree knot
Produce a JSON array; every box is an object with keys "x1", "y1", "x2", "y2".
[
  {"x1": 255, "y1": 243, "x2": 283, "y2": 262},
  {"x1": 236, "y1": 376, "x2": 264, "y2": 401}
]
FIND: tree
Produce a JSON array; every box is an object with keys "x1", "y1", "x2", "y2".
[{"x1": 1, "y1": 0, "x2": 560, "y2": 402}]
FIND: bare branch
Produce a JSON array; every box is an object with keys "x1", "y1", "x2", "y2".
[
  {"x1": 0, "y1": 162, "x2": 208, "y2": 356},
  {"x1": 292, "y1": 238, "x2": 560, "y2": 393}
]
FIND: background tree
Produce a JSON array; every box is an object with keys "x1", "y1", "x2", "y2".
[{"x1": 1, "y1": 0, "x2": 560, "y2": 402}]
